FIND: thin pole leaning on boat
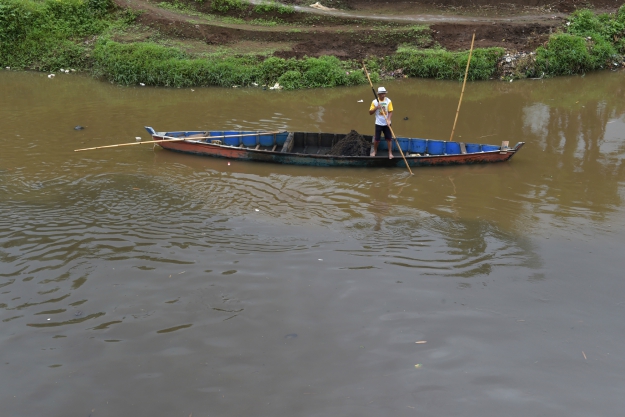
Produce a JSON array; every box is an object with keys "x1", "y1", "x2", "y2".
[
  {"x1": 73, "y1": 131, "x2": 282, "y2": 152},
  {"x1": 449, "y1": 32, "x2": 476, "y2": 143},
  {"x1": 362, "y1": 62, "x2": 413, "y2": 175}
]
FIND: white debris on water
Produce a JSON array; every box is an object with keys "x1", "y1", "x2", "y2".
[{"x1": 48, "y1": 74, "x2": 55, "y2": 78}]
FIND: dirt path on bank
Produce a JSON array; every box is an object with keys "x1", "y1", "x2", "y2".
[{"x1": 113, "y1": 0, "x2": 622, "y2": 59}]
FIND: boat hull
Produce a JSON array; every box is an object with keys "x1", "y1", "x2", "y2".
[{"x1": 146, "y1": 128, "x2": 524, "y2": 168}]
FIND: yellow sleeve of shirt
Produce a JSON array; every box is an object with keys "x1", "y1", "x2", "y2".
[
  {"x1": 388, "y1": 101, "x2": 393, "y2": 112},
  {"x1": 370, "y1": 100, "x2": 377, "y2": 111}
]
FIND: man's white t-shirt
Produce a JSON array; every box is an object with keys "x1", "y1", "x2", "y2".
[{"x1": 370, "y1": 98, "x2": 393, "y2": 126}]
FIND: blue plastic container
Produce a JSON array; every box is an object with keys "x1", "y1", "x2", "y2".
[
  {"x1": 259, "y1": 134, "x2": 274, "y2": 147},
  {"x1": 409, "y1": 139, "x2": 427, "y2": 154},
  {"x1": 393, "y1": 138, "x2": 410, "y2": 152},
  {"x1": 378, "y1": 140, "x2": 388, "y2": 151},
  {"x1": 482, "y1": 144, "x2": 500, "y2": 152},
  {"x1": 221, "y1": 131, "x2": 238, "y2": 146},
  {"x1": 275, "y1": 132, "x2": 288, "y2": 146},
  {"x1": 209, "y1": 131, "x2": 223, "y2": 137},
  {"x1": 240, "y1": 132, "x2": 258, "y2": 147},
  {"x1": 427, "y1": 140, "x2": 445, "y2": 155},
  {"x1": 466, "y1": 143, "x2": 481, "y2": 153},
  {"x1": 446, "y1": 142, "x2": 461, "y2": 155}
]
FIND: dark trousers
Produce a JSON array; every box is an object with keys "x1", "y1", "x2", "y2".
[{"x1": 374, "y1": 124, "x2": 392, "y2": 142}]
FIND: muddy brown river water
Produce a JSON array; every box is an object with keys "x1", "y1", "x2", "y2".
[{"x1": 1, "y1": 70, "x2": 624, "y2": 417}]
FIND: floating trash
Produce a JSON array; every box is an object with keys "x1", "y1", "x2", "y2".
[
  {"x1": 357, "y1": 99, "x2": 363, "y2": 102},
  {"x1": 48, "y1": 74, "x2": 55, "y2": 78},
  {"x1": 140, "y1": 83, "x2": 145, "y2": 86},
  {"x1": 414, "y1": 364, "x2": 422, "y2": 368},
  {"x1": 74, "y1": 126, "x2": 85, "y2": 130},
  {"x1": 135, "y1": 137, "x2": 142, "y2": 141}
]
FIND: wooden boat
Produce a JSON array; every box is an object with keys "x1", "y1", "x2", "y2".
[{"x1": 144, "y1": 127, "x2": 524, "y2": 168}]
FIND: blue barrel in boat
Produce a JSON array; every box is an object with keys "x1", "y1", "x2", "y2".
[
  {"x1": 222, "y1": 132, "x2": 240, "y2": 146},
  {"x1": 210, "y1": 131, "x2": 223, "y2": 137},
  {"x1": 482, "y1": 144, "x2": 500, "y2": 152},
  {"x1": 445, "y1": 142, "x2": 461, "y2": 155},
  {"x1": 409, "y1": 139, "x2": 427, "y2": 154},
  {"x1": 427, "y1": 140, "x2": 445, "y2": 155},
  {"x1": 276, "y1": 132, "x2": 288, "y2": 146},
  {"x1": 259, "y1": 133, "x2": 274, "y2": 147},
  {"x1": 237, "y1": 131, "x2": 257, "y2": 147},
  {"x1": 378, "y1": 140, "x2": 388, "y2": 151},
  {"x1": 466, "y1": 143, "x2": 481, "y2": 153},
  {"x1": 393, "y1": 138, "x2": 410, "y2": 152}
]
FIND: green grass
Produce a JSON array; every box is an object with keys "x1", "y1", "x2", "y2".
[
  {"x1": 91, "y1": 41, "x2": 367, "y2": 89},
  {"x1": 253, "y1": 0, "x2": 294, "y2": 15},
  {"x1": 383, "y1": 46, "x2": 505, "y2": 80},
  {"x1": 2, "y1": 0, "x2": 623, "y2": 88},
  {"x1": 532, "y1": 5, "x2": 624, "y2": 76},
  {"x1": 210, "y1": 0, "x2": 248, "y2": 13}
]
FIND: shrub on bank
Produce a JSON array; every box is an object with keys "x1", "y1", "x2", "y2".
[
  {"x1": 532, "y1": 5, "x2": 625, "y2": 76},
  {"x1": 382, "y1": 46, "x2": 505, "y2": 80},
  {"x1": 0, "y1": 0, "x2": 113, "y2": 70},
  {"x1": 93, "y1": 41, "x2": 366, "y2": 89}
]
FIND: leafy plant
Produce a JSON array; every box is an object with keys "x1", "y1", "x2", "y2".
[
  {"x1": 211, "y1": 0, "x2": 247, "y2": 13},
  {"x1": 253, "y1": 0, "x2": 294, "y2": 15}
]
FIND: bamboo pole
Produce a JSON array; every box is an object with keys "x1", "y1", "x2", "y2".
[
  {"x1": 74, "y1": 131, "x2": 282, "y2": 152},
  {"x1": 362, "y1": 63, "x2": 414, "y2": 176},
  {"x1": 449, "y1": 32, "x2": 476, "y2": 143}
]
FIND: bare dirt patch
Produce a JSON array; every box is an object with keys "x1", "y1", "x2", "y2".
[{"x1": 113, "y1": 0, "x2": 622, "y2": 58}]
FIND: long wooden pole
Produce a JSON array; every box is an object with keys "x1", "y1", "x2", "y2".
[
  {"x1": 449, "y1": 32, "x2": 476, "y2": 142},
  {"x1": 362, "y1": 63, "x2": 414, "y2": 176},
  {"x1": 74, "y1": 131, "x2": 282, "y2": 152}
]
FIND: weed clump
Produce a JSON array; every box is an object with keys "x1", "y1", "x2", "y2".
[
  {"x1": 382, "y1": 46, "x2": 505, "y2": 80},
  {"x1": 533, "y1": 6, "x2": 624, "y2": 77}
]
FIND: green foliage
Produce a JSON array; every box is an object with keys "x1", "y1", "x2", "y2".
[
  {"x1": 535, "y1": 34, "x2": 593, "y2": 76},
  {"x1": 382, "y1": 47, "x2": 504, "y2": 80},
  {"x1": 534, "y1": 31, "x2": 618, "y2": 76},
  {"x1": 253, "y1": 0, "x2": 294, "y2": 15},
  {"x1": 567, "y1": 7, "x2": 625, "y2": 53},
  {"x1": 157, "y1": 1, "x2": 191, "y2": 12},
  {"x1": 91, "y1": 41, "x2": 369, "y2": 89},
  {"x1": 0, "y1": 0, "x2": 113, "y2": 70},
  {"x1": 211, "y1": 0, "x2": 247, "y2": 13},
  {"x1": 277, "y1": 70, "x2": 302, "y2": 89}
]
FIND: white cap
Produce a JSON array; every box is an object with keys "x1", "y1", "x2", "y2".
[{"x1": 377, "y1": 86, "x2": 387, "y2": 93}]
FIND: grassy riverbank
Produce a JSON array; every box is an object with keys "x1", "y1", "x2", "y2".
[{"x1": 1, "y1": 0, "x2": 624, "y2": 88}]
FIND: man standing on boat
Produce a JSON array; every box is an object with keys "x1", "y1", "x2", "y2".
[{"x1": 369, "y1": 86, "x2": 393, "y2": 159}]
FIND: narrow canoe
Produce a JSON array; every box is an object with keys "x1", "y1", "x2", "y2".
[{"x1": 144, "y1": 127, "x2": 524, "y2": 168}]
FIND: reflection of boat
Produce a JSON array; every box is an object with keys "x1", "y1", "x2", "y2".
[{"x1": 144, "y1": 127, "x2": 524, "y2": 168}]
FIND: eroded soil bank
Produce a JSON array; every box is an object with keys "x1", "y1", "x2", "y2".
[{"x1": 116, "y1": 0, "x2": 624, "y2": 59}]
